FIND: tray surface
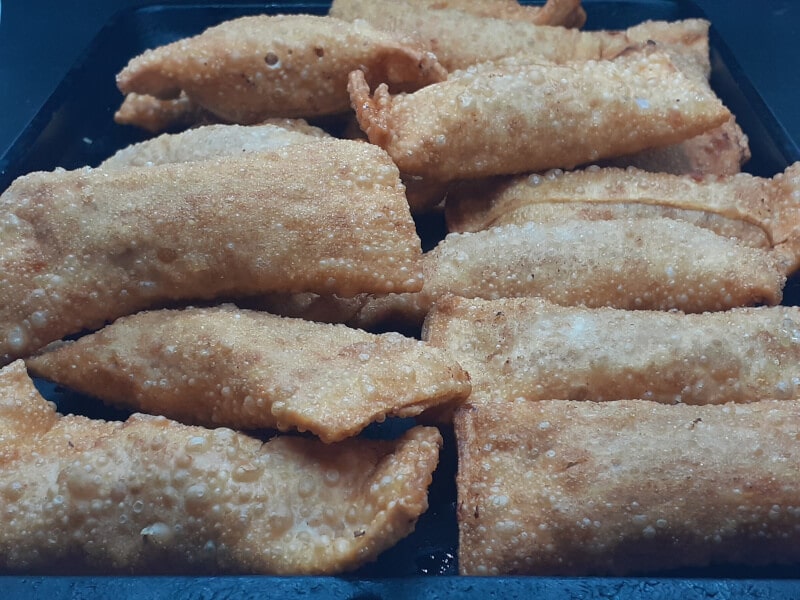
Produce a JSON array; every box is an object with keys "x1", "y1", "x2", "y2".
[{"x1": 2, "y1": 0, "x2": 800, "y2": 596}]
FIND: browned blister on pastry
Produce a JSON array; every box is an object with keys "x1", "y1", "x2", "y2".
[
  {"x1": 0, "y1": 361, "x2": 441, "y2": 574},
  {"x1": 114, "y1": 92, "x2": 219, "y2": 133},
  {"x1": 424, "y1": 296, "x2": 800, "y2": 404},
  {"x1": 445, "y1": 162, "x2": 800, "y2": 264},
  {"x1": 0, "y1": 139, "x2": 423, "y2": 365},
  {"x1": 116, "y1": 15, "x2": 446, "y2": 123},
  {"x1": 349, "y1": 50, "x2": 730, "y2": 181},
  {"x1": 100, "y1": 120, "x2": 330, "y2": 169},
  {"x1": 26, "y1": 305, "x2": 470, "y2": 442},
  {"x1": 456, "y1": 398, "x2": 800, "y2": 575}
]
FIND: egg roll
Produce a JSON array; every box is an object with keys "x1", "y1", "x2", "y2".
[
  {"x1": 444, "y1": 162, "x2": 800, "y2": 263},
  {"x1": 26, "y1": 305, "x2": 470, "y2": 442},
  {"x1": 604, "y1": 115, "x2": 750, "y2": 176},
  {"x1": 114, "y1": 92, "x2": 219, "y2": 133},
  {"x1": 100, "y1": 120, "x2": 330, "y2": 169},
  {"x1": 332, "y1": 0, "x2": 705, "y2": 71},
  {"x1": 424, "y1": 296, "x2": 800, "y2": 404},
  {"x1": 117, "y1": 15, "x2": 446, "y2": 123},
  {"x1": 0, "y1": 360, "x2": 441, "y2": 574},
  {"x1": 0, "y1": 139, "x2": 423, "y2": 365},
  {"x1": 457, "y1": 398, "x2": 800, "y2": 575},
  {"x1": 348, "y1": 50, "x2": 730, "y2": 181},
  {"x1": 397, "y1": 0, "x2": 586, "y2": 28},
  {"x1": 337, "y1": 218, "x2": 784, "y2": 330}
]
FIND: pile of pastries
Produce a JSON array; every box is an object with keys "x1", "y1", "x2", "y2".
[{"x1": 2, "y1": 0, "x2": 800, "y2": 576}]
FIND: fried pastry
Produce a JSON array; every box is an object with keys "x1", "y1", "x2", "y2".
[
  {"x1": 398, "y1": 0, "x2": 586, "y2": 28},
  {"x1": 603, "y1": 115, "x2": 750, "y2": 175},
  {"x1": 100, "y1": 120, "x2": 330, "y2": 169},
  {"x1": 457, "y1": 398, "x2": 800, "y2": 575},
  {"x1": 424, "y1": 296, "x2": 800, "y2": 403},
  {"x1": 444, "y1": 162, "x2": 800, "y2": 260},
  {"x1": 332, "y1": 0, "x2": 705, "y2": 71},
  {"x1": 0, "y1": 139, "x2": 423, "y2": 365},
  {"x1": 0, "y1": 360, "x2": 441, "y2": 574},
  {"x1": 26, "y1": 305, "x2": 470, "y2": 442},
  {"x1": 339, "y1": 218, "x2": 784, "y2": 329},
  {"x1": 117, "y1": 15, "x2": 446, "y2": 123},
  {"x1": 114, "y1": 92, "x2": 219, "y2": 133},
  {"x1": 349, "y1": 50, "x2": 730, "y2": 181}
]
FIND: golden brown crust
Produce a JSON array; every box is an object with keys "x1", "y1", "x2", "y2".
[
  {"x1": 424, "y1": 296, "x2": 800, "y2": 404},
  {"x1": 364, "y1": 217, "x2": 784, "y2": 329},
  {"x1": 100, "y1": 121, "x2": 330, "y2": 169},
  {"x1": 349, "y1": 50, "x2": 730, "y2": 181},
  {"x1": 397, "y1": 0, "x2": 586, "y2": 28},
  {"x1": 603, "y1": 115, "x2": 750, "y2": 176},
  {"x1": 0, "y1": 139, "x2": 423, "y2": 365},
  {"x1": 444, "y1": 162, "x2": 781, "y2": 242},
  {"x1": 114, "y1": 92, "x2": 219, "y2": 133},
  {"x1": 117, "y1": 15, "x2": 446, "y2": 123},
  {"x1": 26, "y1": 305, "x2": 471, "y2": 442},
  {"x1": 332, "y1": 0, "x2": 705, "y2": 71},
  {"x1": 457, "y1": 399, "x2": 800, "y2": 575},
  {"x1": 0, "y1": 361, "x2": 442, "y2": 574},
  {"x1": 444, "y1": 161, "x2": 800, "y2": 275}
]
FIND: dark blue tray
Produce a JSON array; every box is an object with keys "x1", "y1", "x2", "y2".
[{"x1": 2, "y1": 0, "x2": 800, "y2": 596}]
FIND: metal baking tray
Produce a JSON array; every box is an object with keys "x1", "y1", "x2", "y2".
[{"x1": 2, "y1": 0, "x2": 800, "y2": 596}]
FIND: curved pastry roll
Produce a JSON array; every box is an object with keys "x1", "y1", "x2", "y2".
[
  {"x1": 332, "y1": 0, "x2": 705, "y2": 71},
  {"x1": 0, "y1": 360, "x2": 442, "y2": 574},
  {"x1": 100, "y1": 120, "x2": 330, "y2": 169},
  {"x1": 117, "y1": 15, "x2": 446, "y2": 123},
  {"x1": 26, "y1": 305, "x2": 471, "y2": 442},
  {"x1": 114, "y1": 92, "x2": 218, "y2": 133},
  {"x1": 445, "y1": 162, "x2": 800, "y2": 272},
  {"x1": 394, "y1": 0, "x2": 586, "y2": 28},
  {"x1": 0, "y1": 139, "x2": 423, "y2": 365},
  {"x1": 349, "y1": 51, "x2": 730, "y2": 181},
  {"x1": 330, "y1": 218, "x2": 784, "y2": 330}
]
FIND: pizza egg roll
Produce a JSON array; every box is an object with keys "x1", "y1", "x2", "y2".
[
  {"x1": 332, "y1": 0, "x2": 706, "y2": 71},
  {"x1": 394, "y1": 0, "x2": 586, "y2": 29},
  {"x1": 26, "y1": 305, "x2": 471, "y2": 442},
  {"x1": 100, "y1": 120, "x2": 330, "y2": 169},
  {"x1": 114, "y1": 92, "x2": 219, "y2": 133},
  {"x1": 424, "y1": 296, "x2": 800, "y2": 404},
  {"x1": 599, "y1": 115, "x2": 750, "y2": 176},
  {"x1": 0, "y1": 139, "x2": 423, "y2": 365},
  {"x1": 0, "y1": 360, "x2": 441, "y2": 574},
  {"x1": 445, "y1": 162, "x2": 800, "y2": 264},
  {"x1": 328, "y1": 218, "x2": 785, "y2": 330},
  {"x1": 457, "y1": 398, "x2": 800, "y2": 575},
  {"x1": 349, "y1": 50, "x2": 730, "y2": 181},
  {"x1": 116, "y1": 15, "x2": 446, "y2": 123}
]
